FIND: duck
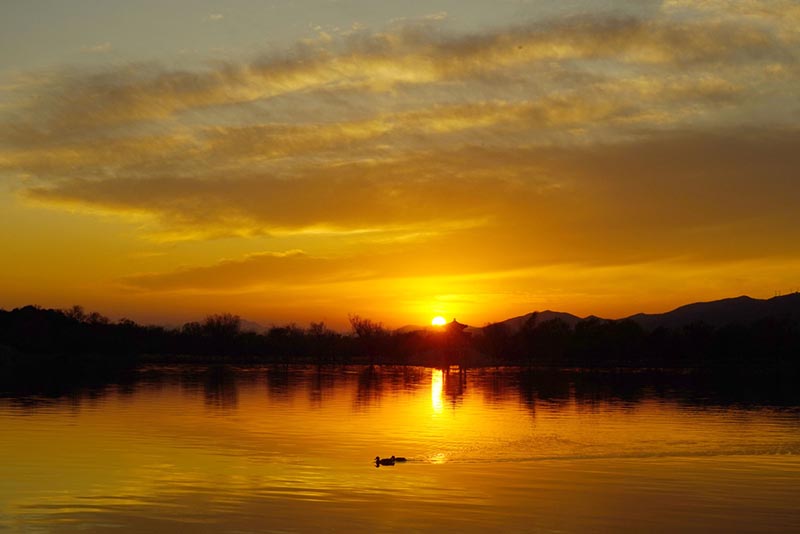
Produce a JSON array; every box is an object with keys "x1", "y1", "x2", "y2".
[
  {"x1": 394, "y1": 456, "x2": 407, "y2": 462},
  {"x1": 375, "y1": 456, "x2": 396, "y2": 466}
]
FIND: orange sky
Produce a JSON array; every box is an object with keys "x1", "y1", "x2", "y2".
[{"x1": 1, "y1": 1, "x2": 799, "y2": 329}]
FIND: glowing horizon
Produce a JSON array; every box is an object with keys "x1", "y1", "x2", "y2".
[{"x1": 1, "y1": 1, "x2": 798, "y2": 330}]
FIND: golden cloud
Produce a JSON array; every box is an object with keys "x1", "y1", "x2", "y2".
[
  {"x1": 20, "y1": 129, "x2": 797, "y2": 290},
  {"x1": 2, "y1": 3, "x2": 798, "y2": 283}
]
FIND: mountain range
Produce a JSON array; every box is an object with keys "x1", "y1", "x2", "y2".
[
  {"x1": 396, "y1": 293, "x2": 800, "y2": 334},
  {"x1": 626, "y1": 293, "x2": 800, "y2": 330}
]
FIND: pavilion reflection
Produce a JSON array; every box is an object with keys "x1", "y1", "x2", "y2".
[{"x1": 427, "y1": 367, "x2": 467, "y2": 410}]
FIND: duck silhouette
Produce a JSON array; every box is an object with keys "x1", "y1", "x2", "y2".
[{"x1": 375, "y1": 456, "x2": 396, "y2": 466}]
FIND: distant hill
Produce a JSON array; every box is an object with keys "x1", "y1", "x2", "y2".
[
  {"x1": 396, "y1": 322, "x2": 467, "y2": 334},
  {"x1": 626, "y1": 293, "x2": 800, "y2": 330},
  {"x1": 474, "y1": 293, "x2": 800, "y2": 335},
  {"x1": 395, "y1": 324, "x2": 437, "y2": 334},
  {"x1": 476, "y1": 310, "x2": 584, "y2": 335}
]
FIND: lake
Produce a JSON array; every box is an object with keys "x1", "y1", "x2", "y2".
[{"x1": 1, "y1": 365, "x2": 799, "y2": 533}]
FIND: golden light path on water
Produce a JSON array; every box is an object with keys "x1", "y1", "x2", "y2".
[
  {"x1": 429, "y1": 368, "x2": 448, "y2": 465},
  {"x1": 431, "y1": 368, "x2": 444, "y2": 416}
]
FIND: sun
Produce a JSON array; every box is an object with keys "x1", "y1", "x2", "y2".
[{"x1": 431, "y1": 316, "x2": 447, "y2": 326}]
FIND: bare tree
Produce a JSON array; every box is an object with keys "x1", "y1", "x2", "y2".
[
  {"x1": 348, "y1": 314, "x2": 385, "y2": 338},
  {"x1": 64, "y1": 305, "x2": 86, "y2": 322},
  {"x1": 202, "y1": 313, "x2": 241, "y2": 338}
]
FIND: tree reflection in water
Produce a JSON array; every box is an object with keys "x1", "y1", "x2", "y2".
[
  {"x1": 204, "y1": 365, "x2": 238, "y2": 411},
  {"x1": 3, "y1": 364, "x2": 800, "y2": 412}
]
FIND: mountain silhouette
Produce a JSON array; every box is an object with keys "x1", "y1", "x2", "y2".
[
  {"x1": 477, "y1": 310, "x2": 583, "y2": 335},
  {"x1": 395, "y1": 324, "x2": 440, "y2": 334},
  {"x1": 479, "y1": 293, "x2": 800, "y2": 333},
  {"x1": 625, "y1": 293, "x2": 800, "y2": 330}
]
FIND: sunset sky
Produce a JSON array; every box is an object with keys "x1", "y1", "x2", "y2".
[{"x1": 1, "y1": 0, "x2": 798, "y2": 329}]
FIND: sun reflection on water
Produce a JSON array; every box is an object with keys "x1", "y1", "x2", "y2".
[
  {"x1": 429, "y1": 452, "x2": 448, "y2": 464},
  {"x1": 431, "y1": 369, "x2": 443, "y2": 414}
]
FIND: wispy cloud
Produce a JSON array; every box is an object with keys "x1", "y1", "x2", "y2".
[{"x1": 80, "y1": 42, "x2": 112, "y2": 54}]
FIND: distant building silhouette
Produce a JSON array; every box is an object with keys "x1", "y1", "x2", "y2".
[{"x1": 442, "y1": 319, "x2": 470, "y2": 368}]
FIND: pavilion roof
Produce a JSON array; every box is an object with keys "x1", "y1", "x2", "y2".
[{"x1": 446, "y1": 319, "x2": 468, "y2": 331}]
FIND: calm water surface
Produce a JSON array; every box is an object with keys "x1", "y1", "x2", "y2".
[{"x1": 1, "y1": 365, "x2": 799, "y2": 533}]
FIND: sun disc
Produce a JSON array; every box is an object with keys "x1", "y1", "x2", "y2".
[{"x1": 431, "y1": 316, "x2": 446, "y2": 326}]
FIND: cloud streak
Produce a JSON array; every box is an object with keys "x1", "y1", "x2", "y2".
[{"x1": 23, "y1": 130, "x2": 800, "y2": 268}]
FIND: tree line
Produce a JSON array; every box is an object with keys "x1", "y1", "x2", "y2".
[
  {"x1": 475, "y1": 313, "x2": 799, "y2": 368},
  {"x1": 1, "y1": 305, "x2": 798, "y2": 370}
]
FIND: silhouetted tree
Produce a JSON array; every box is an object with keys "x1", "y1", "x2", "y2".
[
  {"x1": 527, "y1": 318, "x2": 571, "y2": 365},
  {"x1": 86, "y1": 311, "x2": 110, "y2": 325},
  {"x1": 307, "y1": 321, "x2": 340, "y2": 363},
  {"x1": 266, "y1": 323, "x2": 307, "y2": 361},
  {"x1": 348, "y1": 314, "x2": 387, "y2": 364},
  {"x1": 348, "y1": 314, "x2": 385, "y2": 338},
  {"x1": 478, "y1": 322, "x2": 512, "y2": 366},
  {"x1": 64, "y1": 305, "x2": 86, "y2": 322},
  {"x1": 202, "y1": 313, "x2": 241, "y2": 338},
  {"x1": 181, "y1": 321, "x2": 203, "y2": 336},
  {"x1": 196, "y1": 314, "x2": 242, "y2": 356}
]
